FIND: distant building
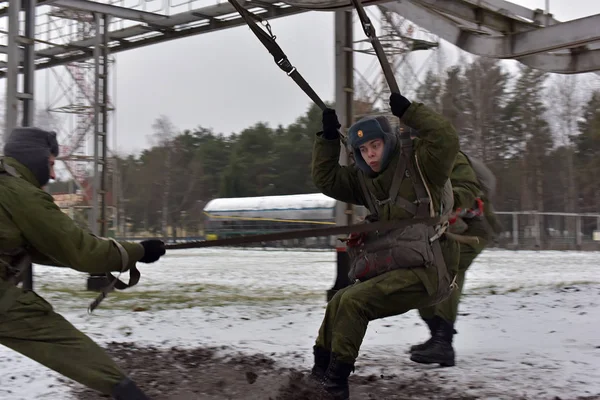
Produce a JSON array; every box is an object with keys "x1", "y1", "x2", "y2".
[
  {"x1": 52, "y1": 193, "x2": 84, "y2": 208},
  {"x1": 49, "y1": 176, "x2": 115, "y2": 208}
]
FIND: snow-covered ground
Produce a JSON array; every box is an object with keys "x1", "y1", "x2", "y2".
[{"x1": 1, "y1": 248, "x2": 599, "y2": 399}]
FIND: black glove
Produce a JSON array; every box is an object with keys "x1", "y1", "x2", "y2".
[
  {"x1": 139, "y1": 239, "x2": 166, "y2": 263},
  {"x1": 321, "y1": 108, "x2": 341, "y2": 140},
  {"x1": 389, "y1": 93, "x2": 411, "y2": 118}
]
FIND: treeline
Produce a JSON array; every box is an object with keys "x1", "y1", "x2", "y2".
[
  {"x1": 415, "y1": 59, "x2": 599, "y2": 221},
  {"x1": 48, "y1": 58, "x2": 600, "y2": 235}
]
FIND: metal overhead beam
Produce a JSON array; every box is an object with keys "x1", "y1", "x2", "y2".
[
  {"x1": 508, "y1": 14, "x2": 600, "y2": 56},
  {"x1": 1, "y1": 0, "x2": 599, "y2": 77},
  {"x1": 281, "y1": 0, "x2": 557, "y2": 24},
  {"x1": 47, "y1": 0, "x2": 171, "y2": 26},
  {"x1": 381, "y1": 0, "x2": 600, "y2": 74},
  {"x1": 518, "y1": 49, "x2": 600, "y2": 75},
  {"x1": 429, "y1": 0, "x2": 560, "y2": 26},
  {"x1": 472, "y1": 0, "x2": 560, "y2": 25},
  {"x1": 323, "y1": 0, "x2": 556, "y2": 33},
  {"x1": 407, "y1": 0, "x2": 600, "y2": 58},
  {"x1": 459, "y1": 13, "x2": 600, "y2": 58},
  {"x1": 409, "y1": 0, "x2": 548, "y2": 33},
  {"x1": 0, "y1": 0, "x2": 53, "y2": 17},
  {"x1": 0, "y1": 44, "x2": 24, "y2": 58},
  {"x1": 0, "y1": 1, "x2": 305, "y2": 77},
  {"x1": 280, "y1": 0, "x2": 387, "y2": 11}
]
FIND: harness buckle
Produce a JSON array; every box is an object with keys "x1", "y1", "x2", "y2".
[
  {"x1": 375, "y1": 197, "x2": 391, "y2": 206},
  {"x1": 276, "y1": 58, "x2": 295, "y2": 75},
  {"x1": 430, "y1": 220, "x2": 449, "y2": 243},
  {"x1": 416, "y1": 197, "x2": 430, "y2": 205}
]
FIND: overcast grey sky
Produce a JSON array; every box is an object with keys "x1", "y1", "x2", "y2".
[{"x1": 8, "y1": 0, "x2": 600, "y2": 156}]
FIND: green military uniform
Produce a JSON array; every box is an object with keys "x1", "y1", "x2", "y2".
[
  {"x1": 0, "y1": 156, "x2": 145, "y2": 396},
  {"x1": 410, "y1": 151, "x2": 499, "y2": 367},
  {"x1": 311, "y1": 101, "x2": 460, "y2": 367},
  {"x1": 418, "y1": 151, "x2": 489, "y2": 323}
]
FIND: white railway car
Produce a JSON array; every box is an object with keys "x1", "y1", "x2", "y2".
[{"x1": 203, "y1": 193, "x2": 366, "y2": 247}]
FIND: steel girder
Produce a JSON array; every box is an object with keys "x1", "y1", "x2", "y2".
[
  {"x1": 380, "y1": 0, "x2": 600, "y2": 74},
  {"x1": 0, "y1": 0, "x2": 306, "y2": 77},
  {"x1": 47, "y1": 0, "x2": 171, "y2": 27},
  {"x1": 0, "y1": 0, "x2": 599, "y2": 76},
  {"x1": 285, "y1": 0, "x2": 600, "y2": 73}
]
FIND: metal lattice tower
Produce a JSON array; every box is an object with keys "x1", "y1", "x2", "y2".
[{"x1": 40, "y1": 5, "x2": 113, "y2": 234}]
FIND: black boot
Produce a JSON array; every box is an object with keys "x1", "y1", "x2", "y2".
[
  {"x1": 310, "y1": 345, "x2": 331, "y2": 381},
  {"x1": 409, "y1": 316, "x2": 440, "y2": 353},
  {"x1": 111, "y1": 377, "x2": 151, "y2": 400},
  {"x1": 321, "y1": 353, "x2": 354, "y2": 400},
  {"x1": 410, "y1": 318, "x2": 456, "y2": 367}
]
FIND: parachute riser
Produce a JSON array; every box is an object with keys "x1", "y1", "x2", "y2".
[
  {"x1": 227, "y1": 0, "x2": 347, "y2": 141},
  {"x1": 349, "y1": 0, "x2": 400, "y2": 95}
]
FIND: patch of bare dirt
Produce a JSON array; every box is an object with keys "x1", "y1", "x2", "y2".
[{"x1": 68, "y1": 342, "x2": 600, "y2": 400}]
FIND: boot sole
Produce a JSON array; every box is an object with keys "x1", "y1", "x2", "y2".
[{"x1": 409, "y1": 352, "x2": 455, "y2": 367}]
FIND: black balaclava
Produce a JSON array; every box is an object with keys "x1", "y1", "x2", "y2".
[{"x1": 3, "y1": 127, "x2": 60, "y2": 187}]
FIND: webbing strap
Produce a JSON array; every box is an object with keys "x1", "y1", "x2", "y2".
[
  {"x1": 427, "y1": 227, "x2": 456, "y2": 306},
  {"x1": 228, "y1": 0, "x2": 327, "y2": 110},
  {"x1": 405, "y1": 150, "x2": 431, "y2": 218},
  {"x1": 384, "y1": 144, "x2": 411, "y2": 208},
  {"x1": 350, "y1": 0, "x2": 400, "y2": 94},
  {"x1": 88, "y1": 238, "x2": 140, "y2": 313},
  {"x1": 3, "y1": 251, "x2": 32, "y2": 286},
  {"x1": 165, "y1": 215, "x2": 445, "y2": 250},
  {"x1": 357, "y1": 173, "x2": 377, "y2": 215}
]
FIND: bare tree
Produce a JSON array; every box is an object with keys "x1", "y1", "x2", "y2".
[
  {"x1": 151, "y1": 115, "x2": 177, "y2": 241},
  {"x1": 461, "y1": 57, "x2": 509, "y2": 161},
  {"x1": 545, "y1": 74, "x2": 583, "y2": 214}
]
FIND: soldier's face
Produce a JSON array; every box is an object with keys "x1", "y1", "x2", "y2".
[
  {"x1": 48, "y1": 155, "x2": 56, "y2": 181},
  {"x1": 359, "y1": 138, "x2": 384, "y2": 172}
]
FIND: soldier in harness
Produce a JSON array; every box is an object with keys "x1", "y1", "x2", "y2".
[
  {"x1": 409, "y1": 149, "x2": 502, "y2": 367},
  {"x1": 0, "y1": 127, "x2": 166, "y2": 399},
  {"x1": 308, "y1": 92, "x2": 461, "y2": 399}
]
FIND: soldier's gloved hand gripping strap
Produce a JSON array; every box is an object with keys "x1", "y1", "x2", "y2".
[{"x1": 88, "y1": 239, "x2": 140, "y2": 313}]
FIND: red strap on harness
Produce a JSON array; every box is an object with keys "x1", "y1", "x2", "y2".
[
  {"x1": 342, "y1": 232, "x2": 366, "y2": 248},
  {"x1": 449, "y1": 198, "x2": 484, "y2": 225}
]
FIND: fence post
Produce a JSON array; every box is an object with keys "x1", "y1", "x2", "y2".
[
  {"x1": 535, "y1": 212, "x2": 541, "y2": 249},
  {"x1": 512, "y1": 213, "x2": 519, "y2": 248},
  {"x1": 576, "y1": 215, "x2": 582, "y2": 250}
]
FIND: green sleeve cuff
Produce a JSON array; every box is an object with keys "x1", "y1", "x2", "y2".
[{"x1": 119, "y1": 242, "x2": 145, "y2": 270}]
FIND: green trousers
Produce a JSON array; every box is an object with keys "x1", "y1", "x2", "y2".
[
  {"x1": 0, "y1": 279, "x2": 126, "y2": 395},
  {"x1": 418, "y1": 219, "x2": 488, "y2": 323},
  {"x1": 315, "y1": 268, "x2": 436, "y2": 365}
]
